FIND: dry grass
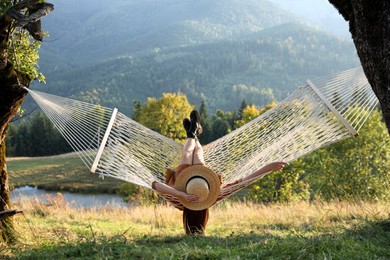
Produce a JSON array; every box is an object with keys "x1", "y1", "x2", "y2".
[
  {"x1": 10, "y1": 196, "x2": 390, "y2": 237},
  {"x1": 2, "y1": 197, "x2": 389, "y2": 258},
  {"x1": 211, "y1": 200, "x2": 390, "y2": 234}
]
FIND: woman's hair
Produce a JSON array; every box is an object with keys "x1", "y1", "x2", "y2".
[{"x1": 182, "y1": 207, "x2": 209, "y2": 235}]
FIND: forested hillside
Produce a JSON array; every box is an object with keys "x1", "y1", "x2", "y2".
[
  {"x1": 32, "y1": 23, "x2": 358, "y2": 114},
  {"x1": 24, "y1": 0, "x2": 359, "y2": 115},
  {"x1": 32, "y1": 24, "x2": 358, "y2": 114},
  {"x1": 38, "y1": 0, "x2": 301, "y2": 70}
]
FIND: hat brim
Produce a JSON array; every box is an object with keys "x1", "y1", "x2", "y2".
[{"x1": 174, "y1": 165, "x2": 221, "y2": 211}]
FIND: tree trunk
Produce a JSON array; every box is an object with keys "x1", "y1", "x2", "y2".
[
  {"x1": 0, "y1": 63, "x2": 29, "y2": 243},
  {"x1": 0, "y1": 0, "x2": 53, "y2": 243},
  {"x1": 0, "y1": 141, "x2": 16, "y2": 243},
  {"x1": 329, "y1": 0, "x2": 390, "y2": 135}
]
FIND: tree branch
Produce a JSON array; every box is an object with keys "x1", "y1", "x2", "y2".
[
  {"x1": 16, "y1": 3, "x2": 54, "y2": 29},
  {"x1": 0, "y1": 210, "x2": 23, "y2": 219},
  {"x1": 328, "y1": 0, "x2": 353, "y2": 21},
  {"x1": 0, "y1": 1, "x2": 54, "y2": 41}
]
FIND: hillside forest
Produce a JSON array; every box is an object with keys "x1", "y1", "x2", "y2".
[
  {"x1": 30, "y1": 23, "x2": 359, "y2": 115},
  {"x1": 21, "y1": 0, "x2": 360, "y2": 115}
]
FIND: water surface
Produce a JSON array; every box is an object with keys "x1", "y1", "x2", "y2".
[{"x1": 11, "y1": 186, "x2": 128, "y2": 208}]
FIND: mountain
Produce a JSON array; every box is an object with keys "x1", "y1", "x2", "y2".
[
  {"x1": 39, "y1": 0, "x2": 302, "y2": 70},
  {"x1": 268, "y1": 0, "x2": 350, "y2": 39},
  {"x1": 29, "y1": 0, "x2": 359, "y2": 115}
]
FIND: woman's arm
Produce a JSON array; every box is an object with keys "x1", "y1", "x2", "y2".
[
  {"x1": 241, "y1": 162, "x2": 288, "y2": 182},
  {"x1": 152, "y1": 181, "x2": 199, "y2": 202}
]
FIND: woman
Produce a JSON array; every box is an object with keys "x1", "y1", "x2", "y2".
[
  {"x1": 152, "y1": 110, "x2": 205, "y2": 202},
  {"x1": 152, "y1": 110, "x2": 287, "y2": 235}
]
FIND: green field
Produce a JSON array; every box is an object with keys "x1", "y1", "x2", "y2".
[
  {"x1": 5, "y1": 155, "x2": 390, "y2": 259},
  {"x1": 8, "y1": 153, "x2": 124, "y2": 194},
  {"x1": 3, "y1": 199, "x2": 390, "y2": 259}
]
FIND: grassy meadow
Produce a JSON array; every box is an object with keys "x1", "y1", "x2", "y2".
[
  {"x1": 2, "y1": 199, "x2": 390, "y2": 259},
  {"x1": 7, "y1": 153, "x2": 124, "y2": 194},
  {"x1": 4, "y1": 155, "x2": 390, "y2": 259}
]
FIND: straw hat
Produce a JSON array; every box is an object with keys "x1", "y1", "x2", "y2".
[{"x1": 174, "y1": 165, "x2": 221, "y2": 211}]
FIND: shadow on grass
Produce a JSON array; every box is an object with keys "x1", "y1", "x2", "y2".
[{"x1": 13, "y1": 220, "x2": 390, "y2": 259}]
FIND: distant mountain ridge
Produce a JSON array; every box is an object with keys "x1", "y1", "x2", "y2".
[
  {"x1": 30, "y1": 0, "x2": 359, "y2": 115},
  {"x1": 40, "y1": 0, "x2": 302, "y2": 70}
]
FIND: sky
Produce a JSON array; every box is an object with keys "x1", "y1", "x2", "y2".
[{"x1": 268, "y1": 0, "x2": 350, "y2": 39}]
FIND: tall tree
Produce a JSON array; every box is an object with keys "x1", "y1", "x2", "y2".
[
  {"x1": 234, "y1": 104, "x2": 261, "y2": 129},
  {"x1": 210, "y1": 117, "x2": 230, "y2": 141},
  {"x1": 328, "y1": 0, "x2": 390, "y2": 135},
  {"x1": 135, "y1": 92, "x2": 194, "y2": 142},
  {"x1": 13, "y1": 121, "x2": 30, "y2": 156},
  {"x1": 238, "y1": 99, "x2": 248, "y2": 120},
  {"x1": 198, "y1": 99, "x2": 212, "y2": 144},
  {"x1": 0, "y1": 0, "x2": 53, "y2": 243}
]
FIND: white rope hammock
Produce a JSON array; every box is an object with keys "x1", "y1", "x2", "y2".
[{"x1": 25, "y1": 67, "x2": 378, "y2": 209}]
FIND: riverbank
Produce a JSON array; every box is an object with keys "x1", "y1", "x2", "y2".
[
  {"x1": 3, "y1": 199, "x2": 389, "y2": 258},
  {"x1": 7, "y1": 153, "x2": 124, "y2": 194},
  {"x1": 11, "y1": 186, "x2": 128, "y2": 208}
]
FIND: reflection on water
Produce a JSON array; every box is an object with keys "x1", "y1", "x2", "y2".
[{"x1": 11, "y1": 186, "x2": 129, "y2": 209}]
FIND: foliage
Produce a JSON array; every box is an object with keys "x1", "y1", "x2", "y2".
[
  {"x1": 0, "y1": 1, "x2": 12, "y2": 15},
  {"x1": 132, "y1": 92, "x2": 193, "y2": 142},
  {"x1": 234, "y1": 102, "x2": 276, "y2": 128},
  {"x1": 248, "y1": 108, "x2": 390, "y2": 202},
  {"x1": 248, "y1": 164, "x2": 310, "y2": 203},
  {"x1": 210, "y1": 112, "x2": 232, "y2": 141},
  {"x1": 1, "y1": 1, "x2": 46, "y2": 81},
  {"x1": 198, "y1": 100, "x2": 213, "y2": 144},
  {"x1": 303, "y1": 109, "x2": 390, "y2": 201},
  {"x1": 29, "y1": 22, "x2": 359, "y2": 115},
  {"x1": 235, "y1": 101, "x2": 311, "y2": 203},
  {"x1": 6, "y1": 112, "x2": 72, "y2": 157},
  {"x1": 8, "y1": 30, "x2": 45, "y2": 81},
  {"x1": 238, "y1": 99, "x2": 248, "y2": 120},
  {"x1": 117, "y1": 183, "x2": 159, "y2": 205}
]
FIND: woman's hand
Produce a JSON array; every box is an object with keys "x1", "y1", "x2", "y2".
[
  {"x1": 178, "y1": 192, "x2": 198, "y2": 202},
  {"x1": 240, "y1": 161, "x2": 289, "y2": 183},
  {"x1": 265, "y1": 161, "x2": 288, "y2": 172}
]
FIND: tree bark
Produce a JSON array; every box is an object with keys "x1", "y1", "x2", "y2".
[
  {"x1": 0, "y1": 0, "x2": 53, "y2": 243},
  {"x1": 0, "y1": 64, "x2": 29, "y2": 243},
  {"x1": 329, "y1": 0, "x2": 390, "y2": 135}
]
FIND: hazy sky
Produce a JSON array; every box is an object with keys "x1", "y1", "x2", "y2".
[{"x1": 268, "y1": 0, "x2": 350, "y2": 39}]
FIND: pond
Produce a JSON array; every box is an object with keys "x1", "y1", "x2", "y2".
[{"x1": 11, "y1": 186, "x2": 129, "y2": 209}]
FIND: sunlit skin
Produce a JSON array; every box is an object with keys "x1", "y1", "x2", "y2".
[
  {"x1": 153, "y1": 110, "x2": 289, "y2": 202},
  {"x1": 153, "y1": 182, "x2": 199, "y2": 201},
  {"x1": 154, "y1": 161, "x2": 288, "y2": 202},
  {"x1": 240, "y1": 161, "x2": 288, "y2": 183}
]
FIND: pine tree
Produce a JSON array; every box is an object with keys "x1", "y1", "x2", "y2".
[
  {"x1": 238, "y1": 99, "x2": 248, "y2": 120},
  {"x1": 131, "y1": 100, "x2": 142, "y2": 121},
  {"x1": 199, "y1": 100, "x2": 212, "y2": 144},
  {"x1": 14, "y1": 121, "x2": 31, "y2": 156}
]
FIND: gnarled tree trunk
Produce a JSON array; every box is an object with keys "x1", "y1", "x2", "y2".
[
  {"x1": 0, "y1": 66, "x2": 29, "y2": 243},
  {"x1": 0, "y1": 0, "x2": 53, "y2": 243},
  {"x1": 329, "y1": 0, "x2": 390, "y2": 135}
]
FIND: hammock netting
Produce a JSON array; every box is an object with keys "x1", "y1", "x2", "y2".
[{"x1": 26, "y1": 67, "x2": 378, "y2": 209}]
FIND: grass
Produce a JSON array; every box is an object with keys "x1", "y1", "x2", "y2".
[
  {"x1": 7, "y1": 153, "x2": 124, "y2": 194},
  {"x1": 5, "y1": 155, "x2": 390, "y2": 258},
  {"x1": 2, "y1": 198, "x2": 389, "y2": 259}
]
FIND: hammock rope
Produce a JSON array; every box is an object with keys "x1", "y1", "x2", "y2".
[{"x1": 25, "y1": 67, "x2": 378, "y2": 208}]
